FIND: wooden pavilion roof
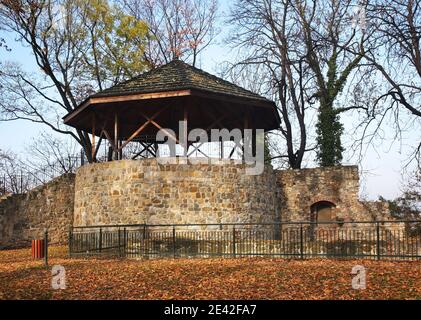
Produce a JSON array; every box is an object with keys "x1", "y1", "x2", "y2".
[
  {"x1": 91, "y1": 59, "x2": 273, "y2": 102},
  {"x1": 63, "y1": 60, "x2": 281, "y2": 142}
]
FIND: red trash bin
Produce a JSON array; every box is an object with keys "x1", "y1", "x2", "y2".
[{"x1": 31, "y1": 239, "x2": 45, "y2": 259}]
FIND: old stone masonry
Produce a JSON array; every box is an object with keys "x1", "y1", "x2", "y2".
[{"x1": 0, "y1": 159, "x2": 395, "y2": 248}]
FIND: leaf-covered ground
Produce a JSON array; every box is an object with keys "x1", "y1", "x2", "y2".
[{"x1": 0, "y1": 246, "x2": 419, "y2": 300}]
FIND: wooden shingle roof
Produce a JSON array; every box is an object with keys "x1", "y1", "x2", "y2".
[
  {"x1": 92, "y1": 59, "x2": 271, "y2": 103},
  {"x1": 63, "y1": 60, "x2": 281, "y2": 137}
]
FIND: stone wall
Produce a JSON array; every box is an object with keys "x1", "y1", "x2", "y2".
[
  {"x1": 73, "y1": 159, "x2": 281, "y2": 227},
  {"x1": 0, "y1": 174, "x2": 75, "y2": 249},
  {"x1": 275, "y1": 166, "x2": 393, "y2": 223},
  {"x1": 0, "y1": 161, "x2": 400, "y2": 250}
]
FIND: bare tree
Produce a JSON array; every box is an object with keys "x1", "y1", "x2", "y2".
[
  {"x1": 357, "y1": 0, "x2": 421, "y2": 165},
  {"x1": 0, "y1": 133, "x2": 85, "y2": 194},
  {"x1": 227, "y1": 0, "x2": 316, "y2": 169},
  {"x1": 366, "y1": 0, "x2": 421, "y2": 118},
  {"x1": 0, "y1": 0, "x2": 150, "y2": 162},
  {"x1": 293, "y1": 0, "x2": 369, "y2": 167},
  {"x1": 23, "y1": 132, "x2": 80, "y2": 175},
  {"x1": 228, "y1": 0, "x2": 368, "y2": 169},
  {"x1": 120, "y1": 0, "x2": 219, "y2": 67},
  {"x1": 0, "y1": 151, "x2": 27, "y2": 194},
  {"x1": 386, "y1": 166, "x2": 421, "y2": 234},
  {"x1": 0, "y1": 36, "x2": 9, "y2": 50}
]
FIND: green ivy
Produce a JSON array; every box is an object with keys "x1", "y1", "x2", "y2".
[
  {"x1": 315, "y1": 51, "x2": 363, "y2": 167},
  {"x1": 316, "y1": 100, "x2": 344, "y2": 167},
  {"x1": 264, "y1": 133, "x2": 272, "y2": 165}
]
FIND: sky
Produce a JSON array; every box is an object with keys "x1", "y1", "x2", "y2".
[{"x1": 0, "y1": 0, "x2": 419, "y2": 200}]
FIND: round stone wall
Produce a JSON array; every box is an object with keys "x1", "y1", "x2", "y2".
[{"x1": 73, "y1": 159, "x2": 280, "y2": 226}]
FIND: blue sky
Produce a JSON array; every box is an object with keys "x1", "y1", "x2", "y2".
[{"x1": 0, "y1": 0, "x2": 419, "y2": 200}]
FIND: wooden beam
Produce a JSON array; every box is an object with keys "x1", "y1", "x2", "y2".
[
  {"x1": 119, "y1": 139, "x2": 123, "y2": 160},
  {"x1": 243, "y1": 110, "x2": 250, "y2": 160},
  {"x1": 63, "y1": 90, "x2": 192, "y2": 124},
  {"x1": 102, "y1": 129, "x2": 117, "y2": 151},
  {"x1": 187, "y1": 111, "x2": 228, "y2": 156},
  {"x1": 120, "y1": 106, "x2": 169, "y2": 149},
  {"x1": 91, "y1": 114, "x2": 96, "y2": 161},
  {"x1": 137, "y1": 105, "x2": 178, "y2": 144},
  {"x1": 92, "y1": 90, "x2": 192, "y2": 104},
  {"x1": 94, "y1": 134, "x2": 104, "y2": 160},
  {"x1": 202, "y1": 108, "x2": 227, "y2": 129},
  {"x1": 183, "y1": 106, "x2": 188, "y2": 156},
  {"x1": 121, "y1": 121, "x2": 150, "y2": 149},
  {"x1": 150, "y1": 119, "x2": 179, "y2": 144},
  {"x1": 190, "y1": 89, "x2": 276, "y2": 109},
  {"x1": 114, "y1": 114, "x2": 119, "y2": 160}
]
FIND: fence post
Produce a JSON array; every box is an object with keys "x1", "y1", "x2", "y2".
[
  {"x1": 99, "y1": 228, "x2": 103, "y2": 253},
  {"x1": 300, "y1": 223, "x2": 304, "y2": 260},
  {"x1": 172, "y1": 226, "x2": 176, "y2": 258},
  {"x1": 123, "y1": 227, "x2": 127, "y2": 257},
  {"x1": 143, "y1": 224, "x2": 147, "y2": 257},
  {"x1": 376, "y1": 222, "x2": 381, "y2": 261},
  {"x1": 118, "y1": 227, "x2": 121, "y2": 258},
  {"x1": 68, "y1": 226, "x2": 73, "y2": 258},
  {"x1": 218, "y1": 224, "x2": 223, "y2": 257},
  {"x1": 44, "y1": 229, "x2": 49, "y2": 267},
  {"x1": 233, "y1": 226, "x2": 236, "y2": 258}
]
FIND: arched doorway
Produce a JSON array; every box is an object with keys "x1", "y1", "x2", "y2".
[{"x1": 310, "y1": 201, "x2": 336, "y2": 223}]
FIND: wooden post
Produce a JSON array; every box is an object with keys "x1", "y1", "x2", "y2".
[
  {"x1": 119, "y1": 139, "x2": 123, "y2": 160},
  {"x1": 243, "y1": 111, "x2": 250, "y2": 161},
  {"x1": 250, "y1": 113, "x2": 256, "y2": 158},
  {"x1": 183, "y1": 106, "x2": 188, "y2": 157},
  {"x1": 91, "y1": 115, "x2": 96, "y2": 162},
  {"x1": 114, "y1": 113, "x2": 119, "y2": 160}
]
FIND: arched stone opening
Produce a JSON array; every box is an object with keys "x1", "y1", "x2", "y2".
[{"x1": 310, "y1": 201, "x2": 336, "y2": 223}]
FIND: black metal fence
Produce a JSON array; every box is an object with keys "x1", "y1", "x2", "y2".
[{"x1": 69, "y1": 220, "x2": 421, "y2": 261}]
